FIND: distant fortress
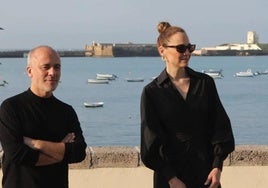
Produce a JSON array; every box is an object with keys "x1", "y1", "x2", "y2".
[
  {"x1": 85, "y1": 42, "x2": 158, "y2": 57},
  {"x1": 1, "y1": 31, "x2": 268, "y2": 58},
  {"x1": 85, "y1": 31, "x2": 268, "y2": 57}
]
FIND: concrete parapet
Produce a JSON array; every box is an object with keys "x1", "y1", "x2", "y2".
[
  {"x1": 230, "y1": 145, "x2": 268, "y2": 165},
  {"x1": 69, "y1": 147, "x2": 91, "y2": 169},
  {"x1": 1, "y1": 145, "x2": 268, "y2": 169},
  {"x1": 89, "y1": 146, "x2": 140, "y2": 168},
  {"x1": 68, "y1": 145, "x2": 268, "y2": 168}
]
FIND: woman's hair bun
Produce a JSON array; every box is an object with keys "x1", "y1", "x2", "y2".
[{"x1": 157, "y1": 22, "x2": 171, "y2": 34}]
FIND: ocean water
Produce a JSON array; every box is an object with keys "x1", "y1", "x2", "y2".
[{"x1": 0, "y1": 56, "x2": 268, "y2": 146}]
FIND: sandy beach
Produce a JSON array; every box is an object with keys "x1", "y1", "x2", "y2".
[
  {"x1": 0, "y1": 166, "x2": 267, "y2": 188},
  {"x1": 68, "y1": 166, "x2": 268, "y2": 188}
]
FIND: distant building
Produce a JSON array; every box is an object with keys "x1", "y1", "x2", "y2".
[
  {"x1": 84, "y1": 31, "x2": 268, "y2": 57},
  {"x1": 85, "y1": 42, "x2": 158, "y2": 57},
  {"x1": 247, "y1": 31, "x2": 259, "y2": 44},
  {"x1": 85, "y1": 42, "x2": 113, "y2": 57},
  {"x1": 198, "y1": 31, "x2": 264, "y2": 56}
]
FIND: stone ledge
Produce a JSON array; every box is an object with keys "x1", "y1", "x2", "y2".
[
  {"x1": 230, "y1": 145, "x2": 268, "y2": 165},
  {"x1": 1, "y1": 145, "x2": 268, "y2": 169},
  {"x1": 69, "y1": 147, "x2": 91, "y2": 169},
  {"x1": 88, "y1": 146, "x2": 140, "y2": 168}
]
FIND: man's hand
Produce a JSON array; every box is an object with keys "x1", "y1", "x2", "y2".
[
  {"x1": 204, "y1": 168, "x2": 221, "y2": 188},
  {"x1": 23, "y1": 132, "x2": 75, "y2": 163},
  {"x1": 61, "y1": 132, "x2": 75, "y2": 143},
  {"x1": 23, "y1": 132, "x2": 76, "y2": 149},
  {"x1": 23, "y1": 136, "x2": 39, "y2": 150}
]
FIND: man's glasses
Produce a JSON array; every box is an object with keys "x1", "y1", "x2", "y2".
[{"x1": 163, "y1": 43, "x2": 196, "y2": 53}]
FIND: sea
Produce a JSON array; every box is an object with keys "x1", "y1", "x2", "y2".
[{"x1": 0, "y1": 56, "x2": 268, "y2": 146}]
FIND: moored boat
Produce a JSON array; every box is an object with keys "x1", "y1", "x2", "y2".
[
  {"x1": 202, "y1": 69, "x2": 223, "y2": 74},
  {"x1": 235, "y1": 69, "x2": 254, "y2": 77},
  {"x1": 202, "y1": 69, "x2": 223, "y2": 79},
  {"x1": 96, "y1": 73, "x2": 117, "y2": 80},
  {"x1": 204, "y1": 72, "x2": 223, "y2": 79},
  {"x1": 88, "y1": 79, "x2": 109, "y2": 84},
  {"x1": 259, "y1": 70, "x2": 268, "y2": 75},
  {"x1": 0, "y1": 80, "x2": 8, "y2": 86},
  {"x1": 84, "y1": 102, "x2": 104, "y2": 108},
  {"x1": 125, "y1": 78, "x2": 144, "y2": 82}
]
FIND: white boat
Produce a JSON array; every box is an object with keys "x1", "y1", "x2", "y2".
[
  {"x1": 202, "y1": 69, "x2": 223, "y2": 79},
  {"x1": 88, "y1": 79, "x2": 109, "y2": 84},
  {"x1": 96, "y1": 73, "x2": 117, "y2": 80},
  {"x1": 125, "y1": 78, "x2": 144, "y2": 82},
  {"x1": 204, "y1": 72, "x2": 223, "y2": 79},
  {"x1": 202, "y1": 69, "x2": 223, "y2": 74},
  {"x1": 235, "y1": 69, "x2": 254, "y2": 77},
  {"x1": 84, "y1": 102, "x2": 104, "y2": 108}
]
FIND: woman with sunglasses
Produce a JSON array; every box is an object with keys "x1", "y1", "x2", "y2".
[{"x1": 140, "y1": 22, "x2": 235, "y2": 188}]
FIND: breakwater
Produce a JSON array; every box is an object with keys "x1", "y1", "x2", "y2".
[{"x1": 0, "y1": 50, "x2": 86, "y2": 58}]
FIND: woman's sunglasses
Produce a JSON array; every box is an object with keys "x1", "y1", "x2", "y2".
[{"x1": 163, "y1": 43, "x2": 196, "y2": 53}]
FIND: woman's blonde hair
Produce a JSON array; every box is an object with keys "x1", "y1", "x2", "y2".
[{"x1": 157, "y1": 21, "x2": 186, "y2": 47}]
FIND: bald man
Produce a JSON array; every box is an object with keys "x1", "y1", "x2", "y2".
[{"x1": 0, "y1": 45, "x2": 87, "y2": 188}]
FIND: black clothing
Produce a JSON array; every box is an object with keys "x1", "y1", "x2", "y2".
[
  {"x1": 0, "y1": 89, "x2": 87, "y2": 188},
  {"x1": 140, "y1": 67, "x2": 234, "y2": 188}
]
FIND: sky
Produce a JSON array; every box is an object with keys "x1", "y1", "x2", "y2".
[{"x1": 0, "y1": 0, "x2": 267, "y2": 50}]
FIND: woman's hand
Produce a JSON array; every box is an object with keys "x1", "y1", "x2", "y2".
[
  {"x1": 168, "y1": 177, "x2": 187, "y2": 188},
  {"x1": 204, "y1": 168, "x2": 221, "y2": 188}
]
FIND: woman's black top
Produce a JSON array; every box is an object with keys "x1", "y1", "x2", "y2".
[{"x1": 140, "y1": 67, "x2": 234, "y2": 188}]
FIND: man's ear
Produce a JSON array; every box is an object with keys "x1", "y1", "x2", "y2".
[{"x1": 26, "y1": 66, "x2": 32, "y2": 78}]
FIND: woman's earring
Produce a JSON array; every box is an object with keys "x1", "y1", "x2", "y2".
[{"x1": 161, "y1": 56, "x2": 166, "y2": 62}]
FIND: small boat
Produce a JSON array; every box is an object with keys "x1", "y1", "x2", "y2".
[
  {"x1": 253, "y1": 70, "x2": 268, "y2": 76},
  {"x1": 202, "y1": 69, "x2": 223, "y2": 74},
  {"x1": 96, "y1": 73, "x2": 117, "y2": 80},
  {"x1": 235, "y1": 69, "x2": 254, "y2": 77},
  {"x1": 204, "y1": 72, "x2": 223, "y2": 79},
  {"x1": 0, "y1": 80, "x2": 8, "y2": 86},
  {"x1": 259, "y1": 70, "x2": 268, "y2": 75},
  {"x1": 202, "y1": 69, "x2": 223, "y2": 79},
  {"x1": 84, "y1": 102, "x2": 104, "y2": 108},
  {"x1": 125, "y1": 78, "x2": 144, "y2": 82},
  {"x1": 88, "y1": 79, "x2": 109, "y2": 84}
]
